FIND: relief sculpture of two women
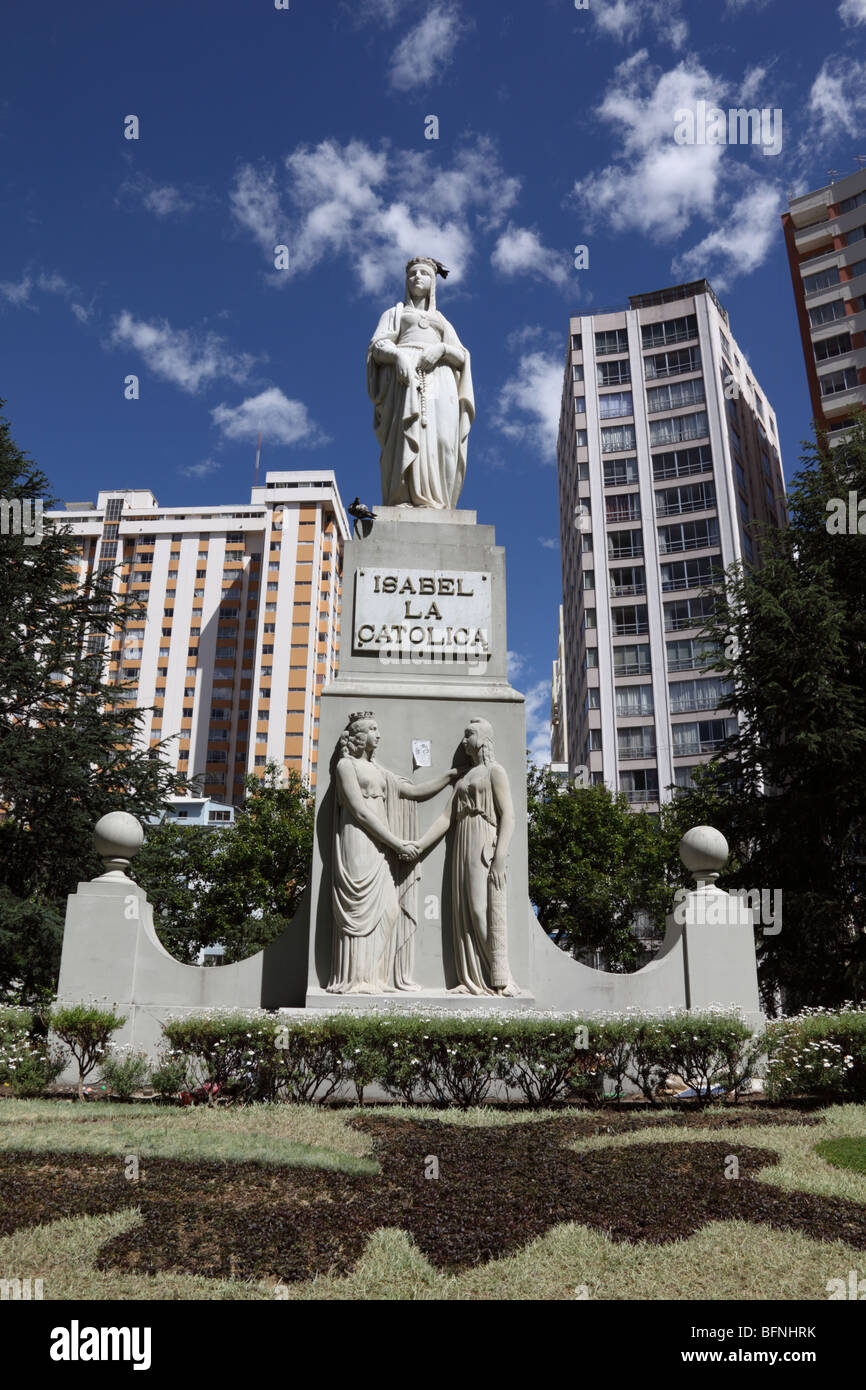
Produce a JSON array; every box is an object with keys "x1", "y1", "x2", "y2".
[{"x1": 327, "y1": 713, "x2": 519, "y2": 997}]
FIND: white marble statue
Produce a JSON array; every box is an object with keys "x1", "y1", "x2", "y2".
[
  {"x1": 366, "y1": 257, "x2": 474, "y2": 509},
  {"x1": 328, "y1": 712, "x2": 457, "y2": 994},
  {"x1": 412, "y1": 718, "x2": 520, "y2": 996}
]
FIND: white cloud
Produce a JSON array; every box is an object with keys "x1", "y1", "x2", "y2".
[
  {"x1": 353, "y1": 0, "x2": 411, "y2": 23},
  {"x1": 573, "y1": 54, "x2": 727, "y2": 240},
  {"x1": 211, "y1": 387, "x2": 327, "y2": 447},
  {"x1": 519, "y1": 677, "x2": 553, "y2": 766},
  {"x1": 840, "y1": 0, "x2": 866, "y2": 22},
  {"x1": 0, "y1": 269, "x2": 93, "y2": 320},
  {"x1": 538, "y1": 537, "x2": 559, "y2": 550},
  {"x1": 110, "y1": 312, "x2": 256, "y2": 394},
  {"x1": 808, "y1": 56, "x2": 866, "y2": 139},
  {"x1": 229, "y1": 163, "x2": 283, "y2": 253},
  {"x1": 181, "y1": 458, "x2": 220, "y2": 480},
  {"x1": 673, "y1": 182, "x2": 784, "y2": 292},
  {"x1": 591, "y1": 0, "x2": 688, "y2": 50},
  {"x1": 119, "y1": 174, "x2": 194, "y2": 218},
  {"x1": 572, "y1": 53, "x2": 785, "y2": 288},
  {"x1": 389, "y1": 3, "x2": 468, "y2": 91},
  {"x1": 507, "y1": 650, "x2": 527, "y2": 682},
  {"x1": 491, "y1": 225, "x2": 570, "y2": 287},
  {"x1": 0, "y1": 274, "x2": 34, "y2": 307},
  {"x1": 494, "y1": 350, "x2": 563, "y2": 460},
  {"x1": 230, "y1": 136, "x2": 519, "y2": 296}
]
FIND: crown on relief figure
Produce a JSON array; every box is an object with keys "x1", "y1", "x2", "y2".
[{"x1": 348, "y1": 710, "x2": 376, "y2": 724}]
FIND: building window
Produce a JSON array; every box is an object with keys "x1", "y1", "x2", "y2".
[
  {"x1": 643, "y1": 345, "x2": 701, "y2": 379},
  {"x1": 595, "y1": 328, "x2": 629, "y2": 356},
  {"x1": 607, "y1": 528, "x2": 643, "y2": 559},
  {"x1": 808, "y1": 299, "x2": 846, "y2": 327},
  {"x1": 613, "y1": 644, "x2": 651, "y2": 677},
  {"x1": 603, "y1": 456, "x2": 638, "y2": 487},
  {"x1": 601, "y1": 424, "x2": 637, "y2": 453},
  {"x1": 597, "y1": 359, "x2": 631, "y2": 387},
  {"x1": 666, "y1": 637, "x2": 720, "y2": 672},
  {"x1": 612, "y1": 604, "x2": 648, "y2": 636},
  {"x1": 820, "y1": 366, "x2": 858, "y2": 396},
  {"x1": 803, "y1": 265, "x2": 840, "y2": 295},
  {"x1": 572, "y1": 363, "x2": 584, "y2": 382},
  {"x1": 651, "y1": 444, "x2": 712, "y2": 481},
  {"x1": 649, "y1": 412, "x2": 709, "y2": 447},
  {"x1": 655, "y1": 482, "x2": 716, "y2": 517},
  {"x1": 664, "y1": 595, "x2": 716, "y2": 631},
  {"x1": 840, "y1": 189, "x2": 866, "y2": 214},
  {"x1": 646, "y1": 378, "x2": 705, "y2": 413},
  {"x1": 616, "y1": 684, "x2": 654, "y2": 716},
  {"x1": 609, "y1": 564, "x2": 646, "y2": 597},
  {"x1": 575, "y1": 429, "x2": 588, "y2": 448},
  {"x1": 574, "y1": 396, "x2": 586, "y2": 414},
  {"x1": 619, "y1": 768, "x2": 659, "y2": 803},
  {"x1": 641, "y1": 314, "x2": 697, "y2": 349},
  {"x1": 814, "y1": 332, "x2": 853, "y2": 363},
  {"x1": 669, "y1": 676, "x2": 732, "y2": 713},
  {"x1": 571, "y1": 333, "x2": 582, "y2": 350},
  {"x1": 599, "y1": 391, "x2": 634, "y2": 420},
  {"x1": 658, "y1": 518, "x2": 720, "y2": 554},
  {"x1": 606, "y1": 493, "x2": 641, "y2": 522},
  {"x1": 617, "y1": 726, "x2": 656, "y2": 759}
]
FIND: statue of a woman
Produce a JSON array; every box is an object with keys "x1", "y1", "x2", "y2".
[
  {"x1": 328, "y1": 712, "x2": 456, "y2": 993},
  {"x1": 412, "y1": 718, "x2": 520, "y2": 996},
  {"x1": 366, "y1": 257, "x2": 474, "y2": 509}
]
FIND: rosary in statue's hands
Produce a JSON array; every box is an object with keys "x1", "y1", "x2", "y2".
[{"x1": 418, "y1": 344, "x2": 445, "y2": 372}]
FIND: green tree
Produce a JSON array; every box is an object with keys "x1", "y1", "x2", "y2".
[
  {"x1": 134, "y1": 763, "x2": 314, "y2": 963},
  {"x1": 0, "y1": 406, "x2": 184, "y2": 1002},
  {"x1": 527, "y1": 766, "x2": 687, "y2": 969},
  {"x1": 669, "y1": 417, "x2": 866, "y2": 1011}
]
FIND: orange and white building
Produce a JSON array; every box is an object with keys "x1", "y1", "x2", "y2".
[{"x1": 49, "y1": 471, "x2": 349, "y2": 800}]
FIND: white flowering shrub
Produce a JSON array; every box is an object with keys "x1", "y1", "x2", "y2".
[{"x1": 764, "y1": 1007, "x2": 866, "y2": 1102}]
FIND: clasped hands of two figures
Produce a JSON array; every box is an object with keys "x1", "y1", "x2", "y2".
[{"x1": 393, "y1": 766, "x2": 507, "y2": 891}]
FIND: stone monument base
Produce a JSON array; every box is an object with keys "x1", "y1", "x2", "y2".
[{"x1": 305, "y1": 988, "x2": 536, "y2": 1012}]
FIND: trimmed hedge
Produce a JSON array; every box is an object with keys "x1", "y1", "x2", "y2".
[
  {"x1": 157, "y1": 1009, "x2": 759, "y2": 1109},
  {"x1": 764, "y1": 1008, "x2": 866, "y2": 1102}
]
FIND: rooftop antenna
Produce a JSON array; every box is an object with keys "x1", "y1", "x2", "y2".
[
  {"x1": 253, "y1": 428, "x2": 262, "y2": 487},
  {"x1": 855, "y1": 155, "x2": 866, "y2": 169},
  {"x1": 828, "y1": 169, "x2": 839, "y2": 182}
]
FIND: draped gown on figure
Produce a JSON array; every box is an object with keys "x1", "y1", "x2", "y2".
[
  {"x1": 366, "y1": 303, "x2": 474, "y2": 510},
  {"x1": 328, "y1": 762, "x2": 420, "y2": 993},
  {"x1": 451, "y1": 769, "x2": 517, "y2": 996}
]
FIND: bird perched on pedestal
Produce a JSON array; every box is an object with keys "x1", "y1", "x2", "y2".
[{"x1": 348, "y1": 497, "x2": 375, "y2": 522}]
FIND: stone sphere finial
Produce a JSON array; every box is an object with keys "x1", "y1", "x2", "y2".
[
  {"x1": 93, "y1": 812, "x2": 144, "y2": 880},
  {"x1": 679, "y1": 825, "x2": 729, "y2": 885}
]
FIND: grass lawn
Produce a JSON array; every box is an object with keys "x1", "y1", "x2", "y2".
[
  {"x1": 0, "y1": 1099, "x2": 864, "y2": 1301},
  {"x1": 815, "y1": 1135, "x2": 866, "y2": 1176}
]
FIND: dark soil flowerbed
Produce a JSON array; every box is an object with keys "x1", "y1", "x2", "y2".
[{"x1": 0, "y1": 1110, "x2": 860, "y2": 1283}]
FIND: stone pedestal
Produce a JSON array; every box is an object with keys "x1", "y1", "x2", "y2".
[{"x1": 306, "y1": 509, "x2": 535, "y2": 1006}]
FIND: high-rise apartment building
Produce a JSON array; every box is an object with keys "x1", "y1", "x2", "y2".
[
  {"x1": 783, "y1": 166, "x2": 866, "y2": 443},
  {"x1": 48, "y1": 471, "x2": 349, "y2": 801},
  {"x1": 555, "y1": 280, "x2": 786, "y2": 807}
]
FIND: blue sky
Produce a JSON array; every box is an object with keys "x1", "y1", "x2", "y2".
[{"x1": 2, "y1": 0, "x2": 865, "y2": 758}]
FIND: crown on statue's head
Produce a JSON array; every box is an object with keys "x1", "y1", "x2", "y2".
[
  {"x1": 405, "y1": 256, "x2": 449, "y2": 279},
  {"x1": 347, "y1": 710, "x2": 376, "y2": 725}
]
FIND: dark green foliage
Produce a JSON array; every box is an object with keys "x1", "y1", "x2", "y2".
[
  {"x1": 99, "y1": 1048, "x2": 150, "y2": 1100},
  {"x1": 0, "y1": 1004, "x2": 67, "y2": 1096},
  {"x1": 50, "y1": 1002, "x2": 126, "y2": 1100},
  {"x1": 0, "y1": 404, "x2": 184, "y2": 1003},
  {"x1": 134, "y1": 763, "x2": 314, "y2": 963},
  {"x1": 667, "y1": 418, "x2": 866, "y2": 1011},
  {"x1": 527, "y1": 769, "x2": 688, "y2": 968},
  {"x1": 764, "y1": 1009, "x2": 866, "y2": 1101},
  {"x1": 155, "y1": 1009, "x2": 765, "y2": 1108}
]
